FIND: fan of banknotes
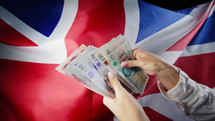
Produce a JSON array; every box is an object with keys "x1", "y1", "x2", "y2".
[{"x1": 56, "y1": 35, "x2": 148, "y2": 97}]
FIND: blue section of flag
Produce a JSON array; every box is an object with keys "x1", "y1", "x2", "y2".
[
  {"x1": 188, "y1": 11, "x2": 215, "y2": 46},
  {"x1": 1, "y1": 0, "x2": 64, "y2": 37},
  {"x1": 136, "y1": 1, "x2": 190, "y2": 44}
]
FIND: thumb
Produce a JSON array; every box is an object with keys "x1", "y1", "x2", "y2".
[
  {"x1": 108, "y1": 71, "x2": 122, "y2": 93},
  {"x1": 121, "y1": 60, "x2": 143, "y2": 68}
]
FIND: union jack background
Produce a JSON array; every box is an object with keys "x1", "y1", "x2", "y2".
[{"x1": 0, "y1": 0, "x2": 215, "y2": 121}]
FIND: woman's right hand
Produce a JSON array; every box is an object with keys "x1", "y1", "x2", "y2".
[{"x1": 121, "y1": 48, "x2": 180, "y2": 90}]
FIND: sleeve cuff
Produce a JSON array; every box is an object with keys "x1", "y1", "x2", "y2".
[{"x1": 157, "y1": 67, "x2": 188, "y2": 112}]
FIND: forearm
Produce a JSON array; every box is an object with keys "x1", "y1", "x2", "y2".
[
  {"x1": 159, "y1": 69, "x2": 215, "y2": 120},
  {"x1": 156, "y1": 62, "x2": 180, "y2": 91}
]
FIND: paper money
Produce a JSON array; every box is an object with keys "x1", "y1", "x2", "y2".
[
  {"x1": 56, "y1": 45, "x2": 114, "y2": 97},
  {"x1": 66, "y1": 46, "x2": 114, "y2": 97},
  {"x1": 87, "y1": 48, "x2": 133, "y2": 94},
  {"x1": 56, "y1": 35, "x2": 149, "y2": 97},
  {"x1": 99, "y1": 35, "x2": 148, "y2": 94}
]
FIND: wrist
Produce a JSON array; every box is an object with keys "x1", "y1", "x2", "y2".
[{"x1": 156, "y1": 63, "x2": 180, "y2": 90}]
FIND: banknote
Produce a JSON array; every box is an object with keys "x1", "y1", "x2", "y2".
[
  {"x1": 56, "y1": 44, "x2": 86, "y2": 74},
  {"x1": 55, "y1": 44, "x2": 102, "y2": 93},
  {"x1": 56, "y1": 45, "x2": 114, "y2": 97},
  {"x1": 65, "y1": 63, "x2": 108, "y2": 96},
  {"x1": 56, "y1": 35, "x2": 149, "y2": 97},
  {"x1": 66, "y1": 46, "x2": 114, "y2": 97},
  {"x1": 87, "y1": 48, "x2": 133, "y2": 94},
  {"x1": 99, "y1": 35, "x2": 148, "y2": 94}
]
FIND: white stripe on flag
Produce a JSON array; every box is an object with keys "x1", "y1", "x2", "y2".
[
  {"x1": 124, "y1": 0, "x2": 140, "y2": 49},
  {"x1": 0, "y1": 0, "x2": 78, "y2": 64},
  {"x1": 181, "y1": 42, "x2": 215, "y2": 57},
  {"x1": 0, "y1": 5, "x2": 47, "y2": 45},
  {"x1": 138, "y1": 93, "x2": 194, "y2": 121},
  {"x1": 134, "y1": 1, "x2": 212, "y2": 64}
]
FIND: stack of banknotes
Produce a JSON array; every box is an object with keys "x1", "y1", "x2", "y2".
[{"x1": 56, "y1": 35, "x2": 148, "y2": 97}]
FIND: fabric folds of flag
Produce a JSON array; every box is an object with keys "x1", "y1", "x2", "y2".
[{"x1": 0, "y1": 0, "x2": 214, "y2": 121}]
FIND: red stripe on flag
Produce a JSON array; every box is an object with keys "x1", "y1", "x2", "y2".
[
  {"x1": 139, "y1": 76, "x2": 160, "y2": 97},
  {"x1": 0, "y1": 19, "x2": 38, "y2": 46},
  {"x1": 63, "y1": 0, "x2": 125, "y2": 120},
  {"x1": 143, "y1": 107, "x2": 172, "y2": 121},
  {"x1": 0, "y1": 59, "x2": 112, "y2": 121},
  {"x1": 174, "y1": 52, "x2": 215, "y2": 88},
  {"x1": 65, "y1": 0, "x2": 125, "y2": 56},
  {"x1": 166, "y1": 4, "x2": 212, "y2": 51},
  {"x1": 64, "y1": 0, "x2": 125, "y2": 120},
  {"x1": 1, "y1": 0, "x2": 125, "y2": 120}
]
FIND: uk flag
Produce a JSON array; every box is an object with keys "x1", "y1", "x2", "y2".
[{"x1": 0, "y1": 0, "x2": 215, "y2": 121}]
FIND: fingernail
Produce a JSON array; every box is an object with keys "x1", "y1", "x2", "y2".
[
  {"x1": 121, "y1": 61, "x2": 128, "y2": 67},
  {"x1": 108, "y1": 71, "x2": 114, "y2": 78}
]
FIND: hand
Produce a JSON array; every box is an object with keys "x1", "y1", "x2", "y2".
[
  {"x1": 121, "y1": 48, "x2": 168, "y2": 76},
  {"x1": 121, "y1": 48, "x2": 180, "y2": 90},
  {"x1": 103, "y1": 72, "x2": 150, "y2": 121}
]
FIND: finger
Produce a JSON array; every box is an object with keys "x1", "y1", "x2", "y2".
[
  {"x1": 132, "y1": 48, "x2": 143, "y2": 58},
  {"x1": 108, "y1": 71, "x2": 122, "y2": 93},
  {"x1": 103, "y1": 96, "x2": 113, "y2": 107},
  {"x1": 132, "y1": 48, "x2": 151, "y2": 59},
  {"x1": 121, "y1": 60, "x2": 143, "y2": 68}
]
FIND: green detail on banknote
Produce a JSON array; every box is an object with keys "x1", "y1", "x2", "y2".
[
  {"x1": 122, "y1": 68, "x2": 132, "y2": 77},
  {"x1": 113, "y1": 61, "x2": 118, "y2": 67},
  {"x1": 122, "y1": 67, "x2": 140, "y2": 77}
]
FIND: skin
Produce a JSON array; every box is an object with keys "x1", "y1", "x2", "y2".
[
  {"x1": 122, "y1": 48, "x2": 180, "y2": 91},
  {"x1": 103, "y1": 71, "x2": 150, "y2": 121},
  {"x1": 103, "y1": 48, "x2": 180, "y2": 121}
]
